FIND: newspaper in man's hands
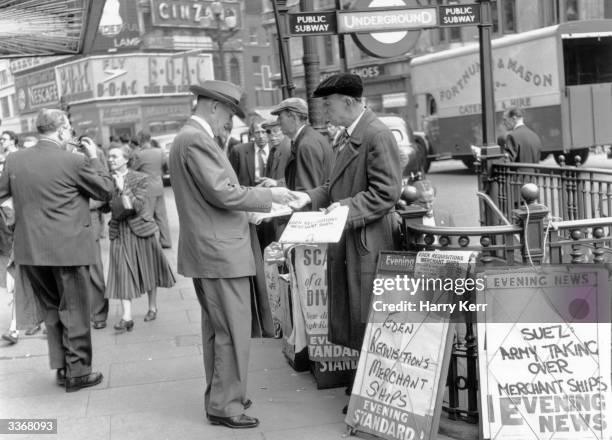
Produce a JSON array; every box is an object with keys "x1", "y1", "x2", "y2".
[{"x1": 247, "y1": 203, "x2": 293, "y2": 225}]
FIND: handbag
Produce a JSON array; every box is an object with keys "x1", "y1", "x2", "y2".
[{"x1": 111, "y1": 191, "x2": 135, "y2": 220}]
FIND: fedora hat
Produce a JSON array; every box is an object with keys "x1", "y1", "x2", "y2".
[{"x1": 190, "y1": 80, "x2": 245, "y2": 119}]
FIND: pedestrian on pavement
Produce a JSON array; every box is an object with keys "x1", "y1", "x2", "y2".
[
  {"x1": 502, "y1": 106, "x2": 542, "y2": 163},
  {"x1": 105, "y1": 145, "x2": 175, "y2": 333},
  {"x1": 412, "y1": 178, "x2": 455, "y2": 227},
  {"x1": 0, "y1": 108, "x2": 113, "y2": 392},
  {"x1": 131, "y1": 131, "x2": 172, "y2": 248},
  {"x1": 271, "y1": 97, "x2": 334, "y2": 191},
  {"x1": 287, "y1": 73, "x2": 402, "y2": 413},
  {"x1": 0, "y1": 131, "x2": 19, "y2": 155},
  {"x1": 169, "y1": 80, "x2": 293, "y2": 429}
]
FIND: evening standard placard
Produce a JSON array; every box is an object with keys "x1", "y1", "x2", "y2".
[
  {"x1": 278, "y1": 206, "x2": 349, "y2": 244},
  {"x1": 346, "y1": 250, "x2": 476, "y2": 440},
  {"x1": 477, "y1": 265, "x2": 612, "y2": 440},
  {"x1": 291, "y1": 244, "x2": 359, "y2": 363}
]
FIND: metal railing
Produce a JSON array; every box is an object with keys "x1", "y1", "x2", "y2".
[
  {"x1": 399, "y1": 185, "x2": 612, "y2": 424},
  {"x1": 487, "y1": 159, "x2": 612, "y2": 222}
]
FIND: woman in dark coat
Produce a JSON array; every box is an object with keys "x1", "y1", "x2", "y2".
[{"x1": 105, "y1": 146, "x2": 175, "y2": 332}]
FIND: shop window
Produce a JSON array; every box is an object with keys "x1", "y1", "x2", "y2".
[
  {"x1": 565, "y1": 0, "x2": 578, "y2": 20},
  {"x1": 0, "y1": 97, "x2": 10, "y2": 118},
  {"x1": 323, "y1": 35, "x2": 334, "y2": 66},
  {"x1": 540, "y1": 0, "x2": 560, "y2": 26},
  {"x1": 229, "y1": 57, "x2": 241, "y2": 85},
  {"x1": 563, "y1": 36, "x2": 612, "y2": 85},
  {"x1": 249, "y1": 27, "x2": 258, "y2": 44},
  {"x1": 0, "y1": 70, "x2": 7, "y2": 87},
  {"x1": 606, "y1": 0, "x2": 612, "y2": 18},
  {"x1": 491, "y1": 1, "x2": 516, "y2": 35}
]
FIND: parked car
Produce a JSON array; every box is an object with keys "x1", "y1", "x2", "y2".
[{"x1": 378, "y1": 115, "x2": 428, "y2": 179}]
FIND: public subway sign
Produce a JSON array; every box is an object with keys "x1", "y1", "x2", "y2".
[
  {"x1": 438, "y1": 4, "x2": 480, "y2": 27},
  {"x1": 289, "y1": 12, "x2": 337, "y2": 36}
]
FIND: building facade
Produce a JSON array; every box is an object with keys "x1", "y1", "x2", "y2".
[
  {"x1": 261, "y1": 0, "x2": 610, "y2": 126},
  {"x1": 12, "y1": 0, "x2": 254, "y2": 143},
  {"x1": 0, "y1": 60, "x2": 20, "y2": 134}
]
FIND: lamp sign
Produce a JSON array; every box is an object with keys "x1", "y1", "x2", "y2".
[{"x1": 150, "y1": 0, "x2": 240, "y2": 29}]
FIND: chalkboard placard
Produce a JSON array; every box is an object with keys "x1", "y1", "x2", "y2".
[
  {"x1": 346, "y1": 250, "x2": 477, "y2": 440},
  {"x1": 477, "y1": 265, "x2": 612, "y2": 440}
]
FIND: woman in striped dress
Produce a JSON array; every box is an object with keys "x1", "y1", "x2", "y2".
[{"x1": 106, "y1": 145, "x2": 175, "y2": 333}]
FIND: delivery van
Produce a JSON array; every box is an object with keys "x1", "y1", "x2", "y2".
[{"x1": 410, "y1": 19, "x2": 612, "y2": 168}]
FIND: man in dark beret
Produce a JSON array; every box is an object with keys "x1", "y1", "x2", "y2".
[
  {"x1": 288, "y1": 72, "x2": 402, "y2": 412},
  {"x1": 169, "y1": 80, "x2": 292, "y2": 429}
]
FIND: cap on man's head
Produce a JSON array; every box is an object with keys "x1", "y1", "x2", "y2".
[
  {"x1": 270, "y1": 97, "x2": 308, "y2": 116},
  {"x1": 189, "y1": 80, "x2": 245, "y2": 119},
  {"x1": 312, "y1": 73, "x2": 363, "y2": 98},
  {"x1": 261, "y1": 118, "x2": 281, "y2": 130}
]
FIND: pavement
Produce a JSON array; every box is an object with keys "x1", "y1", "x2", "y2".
[{"x1": 0, "y1": 185, "x2": 480, "y2": 440}]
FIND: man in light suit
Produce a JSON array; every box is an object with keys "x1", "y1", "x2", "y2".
[
  {"x1": 131, "y1": 132, "x2": 172, "y2": 248},
  {"x1": 503, "y1": 106, "x2": 542, "y2": 163},
  {"x1": 169, "y1": 81, "x2": 291, "y2": 429},
  {"x1": 0, "y1": 108, "x2": 113, "y2": 391}
]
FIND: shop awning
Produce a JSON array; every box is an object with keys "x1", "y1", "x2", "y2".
[{"x1": 0, "y1": 0, "x2": 106, "y2": 57}]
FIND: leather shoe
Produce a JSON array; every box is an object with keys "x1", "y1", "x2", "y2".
[
  {"x1": 144, "y1": 310, "x2": 157, "y2": 322},
  {"x1": 92, "y1": 321, "x2": 106, "y2": 330},
  {"x1": 207, "y1": 414, "x2": 259, "y2": 429},
  {"x1": 25, "y1": 324, "x2": 42, "y2": 335},
  {"x1": 243, "y1": 399, "x2": 252, "y2": 410},
  {"x1": 2, "y1": 330, "x2": 18, "y2": 344},
  {"x1": 113, "y1": 319, "x2": 134, "y2": 332},
  {"x1": 65, "y1": 372, "x2": 103, "y2": 393},
  {"x1": 56, "y1": 368, "x2": 66, "y2": 387}
]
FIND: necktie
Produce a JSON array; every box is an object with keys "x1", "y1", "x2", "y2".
[
  {"x1": 335, "y1": 129, "x2": 349, "y2": 154},
  {"x1": 257, "y1": 147, "x2": 267, "y2": 178}
]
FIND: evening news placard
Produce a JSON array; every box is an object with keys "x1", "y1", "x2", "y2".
[
  {"x1": 346, "y1": 250, "x2": 476, "y2": 440},
  {"x1": 478, "y1": 266, "x2": 612, "y2": 440},
  {"x1": 291, "y1": 244, "x2": 359, "y2": 365}
]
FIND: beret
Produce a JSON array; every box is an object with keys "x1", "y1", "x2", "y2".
[{"x1": 312, "y1": 73, "x2": 363, "y2": 98}]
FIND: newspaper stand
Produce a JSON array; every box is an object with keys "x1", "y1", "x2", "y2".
[{"x1": 269, "y1": 207, "x2": 360, "y2": 388}]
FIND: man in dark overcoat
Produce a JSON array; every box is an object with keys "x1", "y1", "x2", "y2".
[
  {"x1": 0, "y1": 108, "x2": 113, "y2": 391},
  {"x1": 503, "y1": 106, "x2": 542, "y2": 163},
  {"x1": 169, "y1": 80, "x2": 292, "y2": 429},
  {"x1": 288, "y1": 73, "x2": 402, "y2": 365}
]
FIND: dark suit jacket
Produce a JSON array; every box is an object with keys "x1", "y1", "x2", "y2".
[
  {"x1": 266, "y1": 138, "x2": 291, "y2": 182},
  {"x1": 131, "y1": 147, "x2": 165, "y2": 197},
  {"x1": 230, "y1": 142, "x2": 258, "y2": 187},
  {"x1": 0, "y1": 139, "x2": 113, "y2": 266},
  {"x1": 307, "y1": 109, "x2": 402, "y2": 349},
  {"x1": 168, "y1": 118, "x2": 273, "y2": 278},
  {"x1": 505, "y1": 125, "x2": 542, "y2": 163},
  {"x1": 108, "y1": 170, "x2": 158, "y2": 239},
  {"x1": 285, "y1": 125, "x2": 334, "y2": 191}
]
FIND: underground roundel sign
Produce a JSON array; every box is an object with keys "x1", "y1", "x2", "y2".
[{"x1": 349, "y1": 0, "x2": 423, "y2": 59}]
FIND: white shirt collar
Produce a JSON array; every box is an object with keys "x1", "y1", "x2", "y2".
[
  {"x1": 253, "y1": 143, "x2": 269, "y2": 155},
  {"x1": 293, "y1": 124, "x2": 306, "y2": 141},
  {"x1": 346, "y1": 108, "x2": 366, "y2": 136},
  {"x1": 190, "y1": 115, "x2": 215, "y2": 139},
  {"x1": 514, "y1": 120, "x2": 525, "y2": 128}
]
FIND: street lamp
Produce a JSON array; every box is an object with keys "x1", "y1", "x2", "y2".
[{"x1": 206, "y1": 1, "x2": 239, "y2": 81}]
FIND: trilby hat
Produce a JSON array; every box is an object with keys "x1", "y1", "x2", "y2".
[{"x1": 189, "y1": 80, "x2": 245, "y2": 119}]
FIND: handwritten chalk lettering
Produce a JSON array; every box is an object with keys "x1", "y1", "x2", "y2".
[
  {"x1": 527, "y1": 358, "x2": 572, "y2": 374},
  {"x1": 499, "y1": 345, "x2": 539, "y2": 361},
  {"x1": 366, "y1": 380, "x2": 408, "y2": 407},
  {"x1": 369, "y1": 327, "x2": 431, "y2": 368},
  {"x1": 520, "y1": 325, "x2": 571, "y2": 341},
  {"x1": 497, "y1": 379, "x2": 565, "y2": 396},
  {"x1": 567, "y1": 376, "x2": 608, "y2": 393},
  {"x1": 368, "y1": 359, "x2": 430, "y2": 392},
  {"x1": 351, "y1": 408, "x2": 417, "y2": 440},
  {"x1": 382, "y1": 315, "x2": 414, "y2": 334},
  {"x1": 541, "y1": 340, "x2": 598, "y2": 359}
]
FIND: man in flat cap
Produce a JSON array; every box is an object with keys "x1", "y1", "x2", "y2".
[
  {"x1": 288, "y1": 73, "x2": 402, "y2": 412},
  {"x1": 169, "y1": 80, "x2": 292, "y2": 429},
  {"x1": 271, "y1": 97, "x2": 333, "y2": 191}
]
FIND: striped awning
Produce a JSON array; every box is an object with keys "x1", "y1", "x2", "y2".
[{"x1": 0, "y1": 0, "x2": 105, "y2": 57}]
